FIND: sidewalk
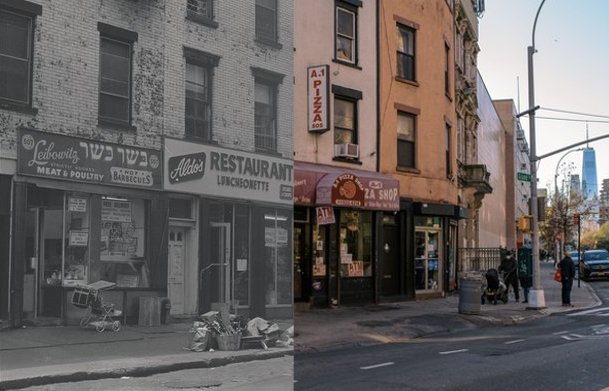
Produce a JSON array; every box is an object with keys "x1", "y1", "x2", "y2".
[
  {"x1": 0, "y1": 319, "x2": 293, "y2": 390},
  {"x1": 294, "y1": 262, "x2": 601, "y2": 353}
]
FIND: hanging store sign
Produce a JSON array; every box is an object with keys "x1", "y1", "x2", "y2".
[
  {"x1": 307, "y1": 65, "x2": 330, "y2": 132},
  {"x1": 164, "y1": 138, "x2": 293, "y2": 206},
  {"x1": 17, "y1": 129, "x2": 162, "y2": 189}
]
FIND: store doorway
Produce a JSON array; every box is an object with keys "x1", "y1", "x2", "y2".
[
  {"x1": 168, "y1": 227, "x2": 186, "y2": 314},
  {"x1": 381, "y1": 217, "x2": 400, "y2": 297},
  {"x1": 293, "y1": 223, "x2": 307, "y2": 302},
  {"x1": 210, "y1": 223, "x2": 231, "y2": 305},
  {"x1": 23, "y1": 204, "x2": 64, "y2": 320},
  {"x1": 415, "y1": 228, "x2": 442, "y2": 293}
]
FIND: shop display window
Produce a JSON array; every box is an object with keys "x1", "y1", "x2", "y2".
[
  {"x1": 312, "y1": 224, "x2": 327, "y2": 277},
  {"x1": 98, "y1": 197, "x2": 149, "y2": 288},
  {"x1": 234, "y1": 204, "x2": 250, "y2": 307},
  {"x1": 339, "y1": 210, "x2": 373, "y2": 278},
  {"x1": 63, "y1": 195, "x2": 91, "y2": 286},
  {"x1": 415, "y1": 216, "x2": 442, "y2": 292},
  {"x1": 264, "y1": 209, "x2": 292, "y2": 305}
]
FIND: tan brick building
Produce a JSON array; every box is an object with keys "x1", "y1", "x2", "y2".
[{"x1": 378, "y1": 0, "x2": 463, "y2": 298}]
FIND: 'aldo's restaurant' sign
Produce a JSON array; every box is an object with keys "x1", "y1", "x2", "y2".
[
  {"x1": 17, "y1": 129, "x2": 162, "y2": 189},
  {"x1": 164, "y1": 138, "x2": 293, "y2": 206}
]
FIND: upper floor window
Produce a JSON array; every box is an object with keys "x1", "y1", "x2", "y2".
[
  {"x1": 256, "y1": 0, "x2": 278, "y2": 44},
  {"x1": 397, "y1": 24, "x2": 415, "y2": 81},
  {"x1": 254, "y1": 79, "x2": 276, "y2": 152},
  {"x1": 334, "y1": 97, "x2": 356, "y2": 145},
  {"x1": 183, "y1": 47, "x2": 220, "y2": 141},
  {"x1": 335, "y1": 5, "x2": 356, "y2": 64},
  {"x1": 185, "y1": 63, "x2": 211, "y2": 140},
  {"x1": 444, "y1": 43, "x2": 450, "y2": 96},
  {"x1": 445, "y1": 122, "x2": 452, "y2": 178},
  {"x1": 252, "y1": 67, "x2": 284, "y2": 153},
  {"x1": 397, "y1": 111, "x2": 416, "y2": 168},
  {"x1": 97, "y1": 23, "x2": 137, "y2": 127},
  {"x1": 99, "y1": 37, "x2": 131, "y2": 126},
  {"x1": 186, "y1": 0, "x2": 218, "y2": 27},
  {"x1": 187, "y1": 0, "x2": 213, "y2": 20},
  {"x1": 0, "y1": 8, "x2": 34, "y2": 106}
]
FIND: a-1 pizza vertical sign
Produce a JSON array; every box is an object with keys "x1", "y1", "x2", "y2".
[{"x1": 307, "y1": 65, "x2": 329, "y2": 132}]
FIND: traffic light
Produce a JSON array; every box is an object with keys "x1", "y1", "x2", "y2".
[{"x1": 518, "y1": 215, "x2": 531, "y2": 232}]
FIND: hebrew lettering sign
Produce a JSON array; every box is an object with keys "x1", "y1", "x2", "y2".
[{"x1": 17, "y1": 129, "x2": 162, "y2": 189}]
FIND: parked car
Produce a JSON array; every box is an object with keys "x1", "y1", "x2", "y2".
[{"x1": 580, "y1": 249, "x2": 609, "y2": 281}]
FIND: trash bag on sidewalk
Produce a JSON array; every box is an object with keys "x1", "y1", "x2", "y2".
[
  {"x1": 246, "y1": 317, "x2": 281, "y2": 346},
  {"x1": 276, "y1": 325, "x2": 294, "y2": 347},
  {"x1": 185, "y1": 321, "x2": 212, "y2": 352}
]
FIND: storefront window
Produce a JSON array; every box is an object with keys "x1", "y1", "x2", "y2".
[
  {"x1": 234, "y1": 204, "x2": 250, "y2": 306},
  {"x1": 64, "y1": 195, "x2": 91, "y2": 286},
  {"x1": 264, "y1": 209, "x2": 292, "y2": 305},
  {"x1": 339, "y1": 210, "x2": 373, "y2": 278},
  {"x1": 98, "y1": 197, "x2": 149, "y2": 287},
  {"x1": 415, "y1": 216, "x2": 442, "y2": 292},
  {"x1": 312, "y1": 224, "x2": 327, "y2": 277}
]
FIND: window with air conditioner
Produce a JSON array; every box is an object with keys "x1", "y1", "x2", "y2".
[{"x1": 333, "y1": 97, "x2": 358, "y2": 159}]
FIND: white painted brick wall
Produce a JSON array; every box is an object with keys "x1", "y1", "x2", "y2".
[{"x1": 0, "y1": 0, "x2": 293, "y2": 166}]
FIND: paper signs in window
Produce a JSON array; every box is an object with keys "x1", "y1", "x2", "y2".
[
  {"x1": 316, "y1": 206, "x2": 335, "y2": 225},
  {"x1": 69, "y1": 230, "x2": 89, "y2": 247},
  {"x1": 68, "y1": 197, "x2": 87, "y2": 212},
  {"x1": 102, "y1": 200, "x2": 132, "y2": 223},
  {"x1": 348, "y1": 261, "x2": 364, "y2": 277}
]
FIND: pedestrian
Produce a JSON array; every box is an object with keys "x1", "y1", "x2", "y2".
[
  {"x1": 499, "y1": 251, "x2": 519, "y2": 302},
  {"x1": 518, "y1": 273, "x2": 532, "y2": 304},
  {"x1": 558, "y1": 254, "x2": 576, "y2": 307}
]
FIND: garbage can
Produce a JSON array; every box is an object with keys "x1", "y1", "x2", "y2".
[
  {"x1": 458, "y1": 277, "x2": 481, "y2": 315},
  {"x1": 160, "y1": 298, "x2": 171, "y2": 324}
]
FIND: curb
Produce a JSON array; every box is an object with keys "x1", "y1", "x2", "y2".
[{"x1": 0, "y1": 349, "x2": 294, "y2": 390}]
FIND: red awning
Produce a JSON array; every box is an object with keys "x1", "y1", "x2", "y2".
[{"x1": 294, "y1": 161, "x2": 400, "y2": 211}]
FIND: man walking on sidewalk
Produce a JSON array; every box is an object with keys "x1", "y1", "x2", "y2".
[{"x1": 559, "y1": 254, "x2": 576, "y2": 307}]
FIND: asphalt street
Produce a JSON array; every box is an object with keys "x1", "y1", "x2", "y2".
[
  {"x1": 295, "y1": 280, "x2": 609, "y2": 391},
  {"x1": 17, "y1": 356, "x2": 293, "y2": 391}
]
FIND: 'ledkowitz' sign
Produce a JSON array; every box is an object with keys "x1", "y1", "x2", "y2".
[{"x1": 17, "y1": 129, "x2": 162, "y2": 189}]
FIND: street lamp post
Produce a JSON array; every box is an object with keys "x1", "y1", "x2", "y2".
[
  {"x1": 527, "y1": 0, "x2": 547, "y2": 309},
  {"x1": 553, "y1": 148, "x2": 584, "y2": 263}
]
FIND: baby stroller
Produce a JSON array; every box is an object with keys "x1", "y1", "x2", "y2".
[
  {"x1": 481, "y1": 268, "x2": 508, "y2": 304},
  {"x1": 71, "y1": 280, "x2": 122, "y2": 332}
]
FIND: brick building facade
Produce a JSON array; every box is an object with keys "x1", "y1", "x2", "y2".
[{"x1": 0, "y1": 0, "x2": 293, "y2": 326}]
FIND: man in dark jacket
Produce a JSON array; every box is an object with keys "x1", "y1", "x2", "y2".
[
  {"x1": 499, "y1": 252, "x2": 519, "y2": 302},
  {"x1": 559, "y1": 254, "x2": 576, "y2": 306}
]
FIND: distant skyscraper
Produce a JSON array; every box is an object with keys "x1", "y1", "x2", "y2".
[
  {"x1": 570, "y1": 174, "x2": 581, "y2": 195},
  {"x1": 582, "y1": 148, "x2": 598, "y2": 200}
]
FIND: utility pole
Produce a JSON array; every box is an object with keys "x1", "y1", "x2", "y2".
[{"x1": 526, "y1": 0, "x2": 547, "y2": 309}]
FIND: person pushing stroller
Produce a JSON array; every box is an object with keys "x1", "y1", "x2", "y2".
[{"x1": 499, "y1": 251, "x2": 519, "y2": 303}]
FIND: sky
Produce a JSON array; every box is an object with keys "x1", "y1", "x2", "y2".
[{"x1": 478, "y1": 0, "x2": 609, "y2": 197}]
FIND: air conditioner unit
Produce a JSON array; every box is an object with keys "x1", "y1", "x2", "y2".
[{"x1": 334, "y1": 143, "x2": 359, "y2": 159}]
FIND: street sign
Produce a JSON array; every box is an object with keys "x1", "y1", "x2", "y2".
[{"x1": 517, "y1": 172, "x2": 531, "y2": 182}]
